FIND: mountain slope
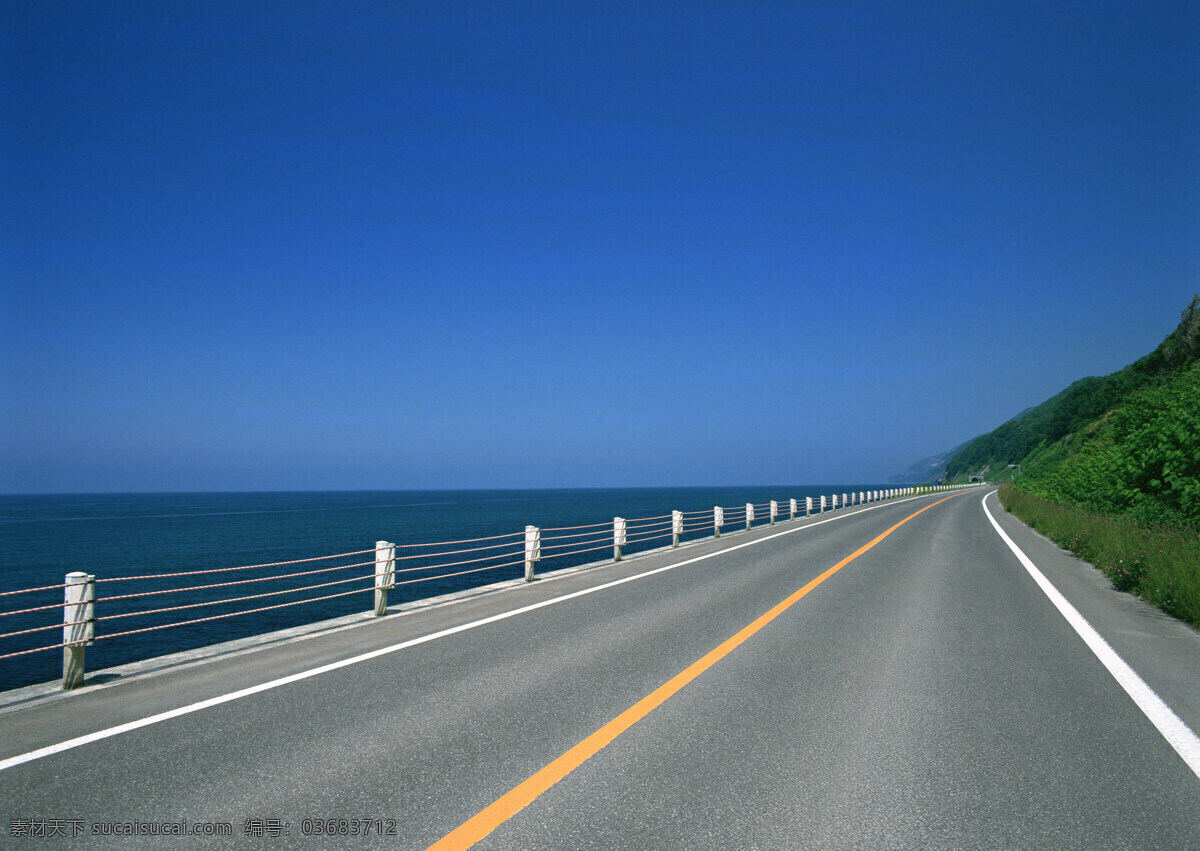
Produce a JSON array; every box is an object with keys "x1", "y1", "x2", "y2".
[
  {"x1": 887, "y1": 440, "x2": 970, "y2": 484},
  {"x1": 945, "y1": 295, "x2": 1200, "y2": 505}
]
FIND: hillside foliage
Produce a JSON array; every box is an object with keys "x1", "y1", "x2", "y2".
[
  {"x1": 946, "y1": 295, "x2": 1200, "y2": 511},
  {"x1": 1019, "y1": 362, "x2": 1200, "y2": 527}
]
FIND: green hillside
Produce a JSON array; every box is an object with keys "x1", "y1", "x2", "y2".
[
  {"x1": 946, "y1": 294, "x2": 1200, "y2": 505},
  {"x1": 948, "y1": 295, "x2": 1199, "y2": 626},
  {"x1": 1017, "y1": 361, "x2": 1199, "y2": 527}
]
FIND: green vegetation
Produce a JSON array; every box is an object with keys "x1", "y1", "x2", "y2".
[
  {"x1": 946, "y1": 294, "x2": 1200, "y2": 485},
  {"x1": 998, "y1": 485, "x2": 1200, "y2": 628},
  {"x1": 1017, "y1": 363, "x2": 1200, "y2": 528},
  {"x1": 946, "y1": 295, "x2": 1200, "y2": 626}
]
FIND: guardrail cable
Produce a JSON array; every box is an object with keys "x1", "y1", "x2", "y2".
[
  {"x1": 0, "y1": 599, "x2": 80, "y2": 619},
  {"x1": 0, "y1": 618, "x2": 89, "y2": 641},
  {"x1": 540, "y1": 534, "x2": 611, "y2": 553},
  {"x1": 97, "y1": 548, "x2": 378, "y2": 583},
  {"x1": 96, "y1": 586, "x2": 380, "y2": 642},
  {"x1": 96, "y1": 574, "x2": 378, "y2": 623},
  {"x1": 0, "y1": 581, "x2": 80, "y2": 598},
  {"x1": 390, "y1": 538, "x2": 524, "y2": 561},
  {"x1": 541, "y1": 519, "x2": 612, "y2": 532},
  {"x1": 95, "y1": 559, "x2": 376, "y2": 603},
  {"x1": 0, "y1": 641, "x2": 75, "y2": 661},
  {"x1": 391, "y1": 558, "x2": 526, "y2": 587},
  {"x1": 538, "y1": 542, "x2": 613, "y2": 561}
]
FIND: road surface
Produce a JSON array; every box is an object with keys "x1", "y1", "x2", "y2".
[{"x1": 2, "y1": 489, "x2": 1198, "y2": 848}]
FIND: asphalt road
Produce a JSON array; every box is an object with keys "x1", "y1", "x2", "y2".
[{"x1": 2, "y1": 489, "x2": 1198, "y2": 848}]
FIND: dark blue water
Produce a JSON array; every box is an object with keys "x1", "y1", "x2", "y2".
[{"x1": 0, "y1": 486, "x2": 886, "y2": 689}]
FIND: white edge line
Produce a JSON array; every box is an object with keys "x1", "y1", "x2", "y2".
[
  {"x1": 982, "y1": 491, "x2": 1200, "y2": 779},
  {"x1": 0, "y1": 490, "x2": 952, "y2": 772}
]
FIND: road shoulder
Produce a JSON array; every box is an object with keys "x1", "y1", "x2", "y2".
[{"x1": 982, "y1": 489, "x2": 1200, "y2": 744}]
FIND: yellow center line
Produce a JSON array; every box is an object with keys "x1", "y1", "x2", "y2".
[{"x1": 429, "y1": 492, "x2": 964, "y2": 850}]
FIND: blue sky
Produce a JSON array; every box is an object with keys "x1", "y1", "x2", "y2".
[{"x1": 2, "y1": 1, "x2": 1197, "y2": 493}]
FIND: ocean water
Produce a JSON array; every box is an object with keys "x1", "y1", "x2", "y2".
[{"x1": 0, "y1": 486, "x2": 888, "y2": 690}]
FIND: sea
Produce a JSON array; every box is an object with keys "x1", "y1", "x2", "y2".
[{"x1": 0, "y1": 485, "x2": 888, "y2": 691}]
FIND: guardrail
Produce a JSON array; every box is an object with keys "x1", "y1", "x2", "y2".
[{"x1": 0, "y1": 484, "x2": 985, "y2": 689}]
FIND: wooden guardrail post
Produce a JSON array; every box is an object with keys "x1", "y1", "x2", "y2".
[
  {"x1": 614, "y1": 517, "x2": 626, "y2": 561},
  {"x1": 63, "y1": 571, "x2": 94, "y2": 689},
  {"x1": 374, "y1": 541, "x2": 395, "y2": 616},
  {"x1": 524, "y1": 526, "x2": 540, "y2": 581}
]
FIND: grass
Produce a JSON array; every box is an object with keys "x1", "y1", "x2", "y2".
[{"x1": 998, "y1": 484, "x2": 1200, "y2": 630}]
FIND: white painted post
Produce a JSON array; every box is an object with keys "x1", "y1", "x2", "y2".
[
  {"x1": 745, "y1": 503, "x2": 754, "y2": 531},
  {"x1": 374, "y1": 541, "x2": 396, "y2": 616},
  {"x1": 62, "y1": 571, "x2": 94, "y2": 689},
  {"x1": 789, "y1": 498, "x2": 797, "y2": 521},
  {"x1": 672, "y1": 510, "x2": 682, "y2": 548},
  {"x1": 831, "y1": 494, "x2": 838, "y2": 510},
  {"x1": 614, "y1": 517, "x2": 627, "y2": 561},
  {"x1": 806, "y1": 496, "x2": 813, "y2": 516},
  {"x1": 770, "y1": 500, "x2": 778, "y2": 526},
  {"x1": 524, "y1": 526, "x2": 540, "y2": 581},
  {"x1": 819, "y1": 495, "x2": 826, "y2": 513},
  {"x1": 714, "y1": 506, "x2": 723, "y2": 538}
]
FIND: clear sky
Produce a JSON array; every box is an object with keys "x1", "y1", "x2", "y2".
[{"x1": 2, "y1": 2, "x2": 1197, "y2": 493}]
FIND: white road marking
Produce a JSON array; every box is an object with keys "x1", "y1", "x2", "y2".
[
  {"x1": 982, "y1": 491, "x2": 1200, "y2": 779},
  {"x1": 0, "y1": 492, "x2": 938, "y2": 772}
]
